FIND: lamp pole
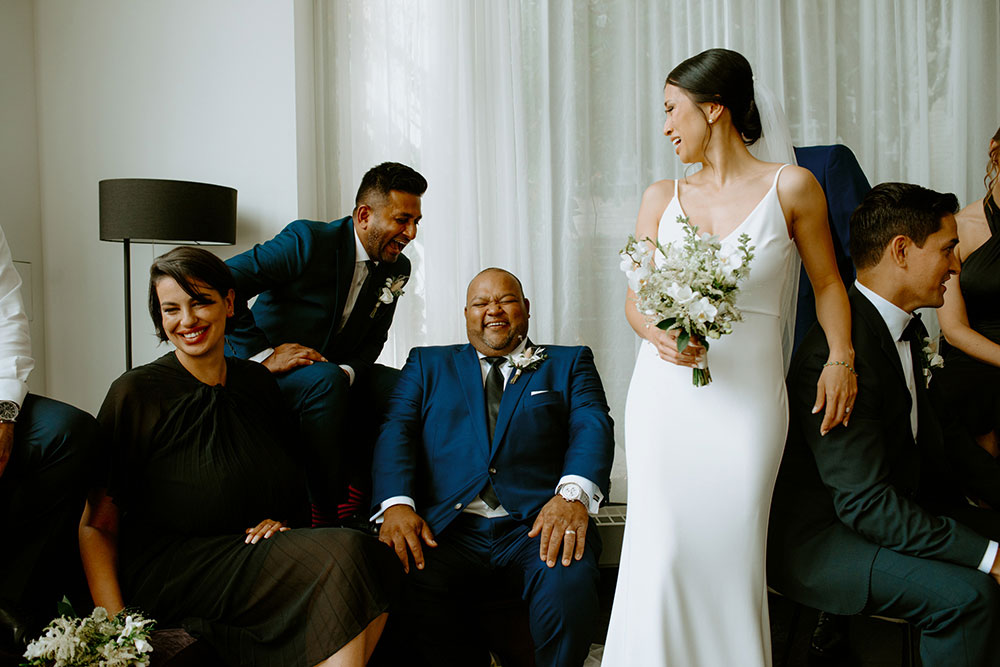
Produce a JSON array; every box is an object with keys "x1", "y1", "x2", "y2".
[{"x1": 123, "y1": 238, "x2": 132, "y2": 370}]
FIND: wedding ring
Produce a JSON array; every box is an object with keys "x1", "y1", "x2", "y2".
[
  {"x1": 845, "y1": 406, "x2": 852, "y2": 414},
  {"x1": 564, "y1": 529, "x2": 576, "y2": 535}
]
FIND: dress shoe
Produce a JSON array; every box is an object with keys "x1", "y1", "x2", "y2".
[{"x1": 809, "y1": 611, "x2": 850, "y2": 661}]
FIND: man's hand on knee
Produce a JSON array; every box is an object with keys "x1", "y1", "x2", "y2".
[
  {"x1": 528, "y1": 496, "x2": 589, "y2": 568},
  {"x1": 379, "y1": 505, "x2": 437, "y2": 574},
  {"x1": 262, "y1": 343, "x2": 328, "y2": 373}
]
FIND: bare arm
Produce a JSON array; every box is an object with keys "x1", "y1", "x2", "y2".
[
  {"x1": 624, "y1": 180, "x2": 704, "y2": 367},
  {"x1": 938, "y1": 211, "x2": 1000, "y2": 368},
  {"x1": 79, "y1": 489, "x2": 125, "y2": 614},
  {"x1": 785, "y1": 166, "x2": 857, "y2": 434}
]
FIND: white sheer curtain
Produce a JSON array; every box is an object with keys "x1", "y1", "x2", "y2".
[{"x1": 314, "y1": 0, "x2": 1000, "y2": 500}]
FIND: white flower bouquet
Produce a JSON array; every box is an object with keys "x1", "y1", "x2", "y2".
[
  {"x1": 23, "y1": 606, "x2": 155, "y2": 667},
  {"x1": 620, "y1": 215, "x2": 755, "y2": 386}
]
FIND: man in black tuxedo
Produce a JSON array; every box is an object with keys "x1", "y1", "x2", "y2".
[
  {"x1": 226, "y1": 162, "x2": 427, "y2": 525},
  {"x1": 768, "y1": 182, "x2": 1000, "y2": 666}
]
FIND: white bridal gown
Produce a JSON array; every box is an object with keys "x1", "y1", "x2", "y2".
[{"x1": 603, "y1": 165, "x2": 798, "y2": 666}]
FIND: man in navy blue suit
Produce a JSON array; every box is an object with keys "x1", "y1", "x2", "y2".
[
  {"x1": 371, "y1": 268, "x2": 614, "y2": 667},
  {"x1": 226, "y1": 162, "x2": 427, "y2": 526}
]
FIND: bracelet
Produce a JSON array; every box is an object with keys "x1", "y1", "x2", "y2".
[{"x1": 823, "y1": 360, "x2": 857, "y2": 376}]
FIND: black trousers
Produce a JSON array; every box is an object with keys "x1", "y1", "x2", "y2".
[{"x1": 0, "y1": 394, "x2": 98, "y2": 620}]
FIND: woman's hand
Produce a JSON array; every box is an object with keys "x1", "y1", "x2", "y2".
[
  {"x1": 813, "y1": 361, "x2": 857, "y2": 435},
  {"x1": 647, "y1": 326, "x2": 705, "y2": 368},
  {"x1": 244, "y1": 519, "x2": 290, "y2": 544}
]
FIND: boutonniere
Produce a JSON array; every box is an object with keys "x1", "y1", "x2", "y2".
[
  {"x1": 919, "y1": 336, "x2": 945, "y2": 388},
  {"x1": 508, "y1": 346, "x2": 547, "y2": 384},
  {"x1": 370, "y1": 275, "x2": 408, "y2": 318}
]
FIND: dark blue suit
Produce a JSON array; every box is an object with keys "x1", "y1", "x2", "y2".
[
  {"x1": 226, "y1": 217, "x2": 410, "y2": 515},
  {"x1": 372, "y1": 343, "x2": 614, "y2": 666}
]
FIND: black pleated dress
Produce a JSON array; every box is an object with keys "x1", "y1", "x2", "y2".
[
  {"x1": 935, "y1": 194, "x2": 1000, "y2": 436},
  {"x1": 98, "y1": 353, "x2": 396, "y2": 666}
]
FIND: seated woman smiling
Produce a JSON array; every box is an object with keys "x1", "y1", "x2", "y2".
[{"x1": 79, "y1": 247, "x2": 396, "y2": 667}]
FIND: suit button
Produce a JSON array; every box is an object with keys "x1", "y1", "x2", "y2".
[
  {"x1": 489, "y1": 467, "x2": 497, "y2": 474},
  {"x1": 454, "y1": 503, "x2": 463, "y2": 510}
]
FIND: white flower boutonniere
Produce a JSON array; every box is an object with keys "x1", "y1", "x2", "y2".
[
  {"x1": 920, "y1": 336, "x2": 945, "y2": 388},
  {"x1": 370, "y1": 275, "x2": 408, "y2": 318},
  {"x1": 508, "y1": 346, "x2": 547, "y2": 384}
]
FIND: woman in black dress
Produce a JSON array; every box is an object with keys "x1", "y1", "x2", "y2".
[
  {"x1": 936, "y1": 125, "x2": 1000, "y2": 457},
  {"x1": 79, "y1": 247, "x2": 395, "y2": 666}
]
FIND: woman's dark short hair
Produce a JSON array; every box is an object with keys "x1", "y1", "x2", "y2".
[
  {"x1": 148, "y1": 246, "x2": 235, "y2": 342},
  {"x1": 666, "y1": 48, "x2": 762, "y2": 146},
  {"x1": 355, "y1": 162, "x2": 428, "y2": 209},
  {"x1": 849, "y1": 182, "x2": 960, "y2": 270}
]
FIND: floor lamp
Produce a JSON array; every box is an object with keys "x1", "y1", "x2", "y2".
[{"x1": 99, "y1": 178, "x2": 237, "y2": 370}]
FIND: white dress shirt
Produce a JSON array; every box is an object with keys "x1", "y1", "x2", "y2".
[
  {"x1": 854, "y1": 281, "x2": 997, "y2": 574},
  {"x1": 373, "y1": 338, "x2": 604, "y2": 522},
  {"x1": 0, "y1": 225, "x2": 33, "y2": 407},
  {"x1": 251, "y1": 227, "x2": 373, "y2": 386}
]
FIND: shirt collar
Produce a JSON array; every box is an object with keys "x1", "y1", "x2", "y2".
[
  {"x1": 476, "y1": 337, "x2": 528, "y2": 362},
  {"x1": 855, "y1": 280, "x2": 913, "y2": 342},
  {"x1": 353, "y1": 226, "x2": 375, "y2": 265}
]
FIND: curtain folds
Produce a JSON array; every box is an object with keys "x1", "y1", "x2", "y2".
[{"x1": 315, "y1": 0, "x2": 1000, "y2": 499}]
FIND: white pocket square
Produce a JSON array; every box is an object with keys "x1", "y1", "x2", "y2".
[{"x1": 530, "y1": 390, "x2": 550, "y2": 396}]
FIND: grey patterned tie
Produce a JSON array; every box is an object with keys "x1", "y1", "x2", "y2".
[{"x1": 481, "y1": 356, "x2": 505, "y2": 509}]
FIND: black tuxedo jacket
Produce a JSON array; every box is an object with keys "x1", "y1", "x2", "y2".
[
  {"x1": 768, "y1": 286, "x2": 992, "y2": 614},
  {"x1": 224, "y1": 217, "x2": 409, "y2": 374}
]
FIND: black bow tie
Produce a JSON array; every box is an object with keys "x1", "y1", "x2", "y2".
[{"x1": 899, "y1": 314, "x2": 926, "y2": 343}]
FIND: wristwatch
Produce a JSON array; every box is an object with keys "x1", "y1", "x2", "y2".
[
  {"x1": 558, "y1": 482, "x2": 587, "y2": 507},
  {"x1": 0, "y1": 400, "x2": 19, "y2": 424}
]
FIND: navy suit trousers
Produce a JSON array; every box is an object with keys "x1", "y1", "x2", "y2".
[
  {"x1": 0, "y1": 394, "x2": 98, "y2": 619},
  {"x1": 398, "y1": 513, "x2": 602, "y2": 667},
  {"x1": 274, "y1": 362, "x2": 399, "y2": 511}
]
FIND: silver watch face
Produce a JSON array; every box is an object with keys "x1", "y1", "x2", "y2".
[
  {"x1": 0, "y1": 401, "x2": 18, "y2": 422},
  {"x1": 560, "y1": 484, "x2": 583, "y2": 502}
]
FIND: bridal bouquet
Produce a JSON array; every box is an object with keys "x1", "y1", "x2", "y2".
[
  {"x1": 23, "y1": 604, "x2": 155, "y2": 667},
  {"x1": 620, "y1": 215, "x2": 754, "y2": 386}
]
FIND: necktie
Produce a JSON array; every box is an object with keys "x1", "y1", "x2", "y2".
[
  {"x1": 481, "y1": 356, "x2": 505, "y2": 509},
  {"x1": 900, "y1": 313, "x2": 928, "y2": 438}
]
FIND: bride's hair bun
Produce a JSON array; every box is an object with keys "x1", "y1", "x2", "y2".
[{"x1": 665, "y1": 48, "x2": 762, "y2": 146}]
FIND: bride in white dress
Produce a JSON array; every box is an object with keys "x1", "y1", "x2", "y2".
[{"x1": 603, "y1": 49, "x2": 857, "y2": 666}]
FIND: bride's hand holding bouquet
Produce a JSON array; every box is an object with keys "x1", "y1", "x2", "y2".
[{"x1": 621, "y1": 216, "x2": 755, "y2": 386}]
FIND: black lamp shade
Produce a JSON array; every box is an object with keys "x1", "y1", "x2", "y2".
[{"x1": 99, "y1": 178, "x2": 236, "y2": 245}]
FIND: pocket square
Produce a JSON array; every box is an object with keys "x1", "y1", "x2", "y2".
[{"x1": 530, "y1": 390, "x2": 550, "y2": 396}]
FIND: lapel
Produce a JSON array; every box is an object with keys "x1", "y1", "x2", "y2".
[
  {"x1": 850, "y1": 286, "x2": 908, "y2": 392},
  {"x1": 490, "y1": 340, "x2": 537, "y2": 455},
  {"x1": 333, "y1": 218, "x2": 358, "y2": 324},
  {"x1": 454, "y1": 344, "x2": 491, "y2": 452}
]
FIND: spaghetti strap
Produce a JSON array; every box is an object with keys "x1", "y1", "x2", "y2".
[{"x1": 772, "y1": 163, "x2": 789, "y2": 188}]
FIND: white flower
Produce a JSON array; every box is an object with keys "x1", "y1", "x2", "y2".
[
  {"x1": 665, "y1": 282, "x2": 695, "y2": 304},
  {"x1": 378, "y1": 287, "x2": 395, "y2": 304},
  {"x1": 135, "y1": 637, "x2": 152, "y2": 654},
  {"x1": 718, "y1": 250, "x2": 744, "y2": 276},
  {"x1": 627, "y1": 265, "x2": 650, "y2": 293},
  {"x1": 689, "y1": 296, "x2": 718, "y2": 324}
]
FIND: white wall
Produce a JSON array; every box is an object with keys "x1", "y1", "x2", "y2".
[
  {"x1": 34, "y1": 0, "x2": 312, "y2": 414},
  {"x1": 1, "y1": 0, "x2": 47, "y2": 395}
]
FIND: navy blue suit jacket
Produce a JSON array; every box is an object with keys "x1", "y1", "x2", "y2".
[
  {"x1": 371, "y1": 344, "x2": 614, "y2": 536},
  {"x1": 225, "y1": 216, "x2": 409, "y2": 373}
]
